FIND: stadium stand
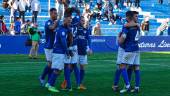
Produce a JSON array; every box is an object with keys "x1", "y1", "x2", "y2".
[{"x1": 0, "y1": 0, "x2": 170, "y2": 36}]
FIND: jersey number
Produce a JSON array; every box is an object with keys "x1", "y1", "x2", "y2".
[{"x1": 135, "y1": 30, "x2": 140, "y2": 41}]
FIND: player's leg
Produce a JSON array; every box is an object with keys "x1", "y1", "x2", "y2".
[
  {"x1": 120, "y1": 52, "x2": 136, "y2": 93},
  {"x1": 130, "y1": 65, "x2": 140, "y2": 93},
  {"x1": 62, "y1": 64, "x2": 79, "y2": 91},
  {"x1": 113, "y1": 65, "x2": 121, "y2": 92},
  {"x1": 131, "y1": 52, "x2": 140, "y2": 93},
  {"x1": 78, "y1": 55, "x2": 88, "y2": 90},
  {"x1": 68, "y1": 46, "x2": 80, "y2": 88},
  {"x1": 119, "y1": 64, "x2": 130, "y2": 91},
  {"x1": 127, "y1": 65, "x2": 134, "y2": 83},
  {"x1": 71, "y1": 47, "x2": 80, "y2": 88},
  {"x1": 64, "y1": 63, "x2": 72, "y2": 90},
  {"x1": 46, "y1": 69, "x2": 61, "y2": 92},
  {"x1": 72, "y1": 64, "x2": 80, "y2": 88},
  {"x1": 79, "y1": 64, "x2": 86, "y2": 90},
  {"x1": 46, "y1": 53, "x2": 65, "y2": 92},
  {"x1": 39, "y1": 62, "x2": 52, "y2": 86},
  {"x1": 61, "y1": 56, "x2": 71, "y2": 89},
  {"x1": 113, "y1": 47, "x2": 124, "y2": 91},
  {"x1": 39, "y1": 49, "x2": 53, "y2": 86}
]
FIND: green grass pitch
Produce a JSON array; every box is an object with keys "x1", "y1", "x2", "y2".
[{"x1": 0, "y1": 53, "x2": 170, "y2": 96}]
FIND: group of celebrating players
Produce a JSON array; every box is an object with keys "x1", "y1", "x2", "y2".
[
  {"x1": 39, "y1": 8, "x2": 92, "y2": 93},
  {"x1": 113, "y1": 10, "x2": 141, "y2": 93},
  {"x1": 38, "y1": 7, "x2": 141, "y2": 94}
]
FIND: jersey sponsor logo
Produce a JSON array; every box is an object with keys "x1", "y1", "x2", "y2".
[
  {"x1": 84, "y1": 30, "x2": 87, "y2": 34},
  {"x1": 40, "y1": 39, "x2": 46, "y2": 44},
  {"x1": 47, "y1": 21, "x2": 51, "y2": 25},
  {"x1": 78, "y1": 35, "x2": 85, "y2": 39},
  {"x1": 62, "y1": 31, "x2": 65, "y2": 36}
]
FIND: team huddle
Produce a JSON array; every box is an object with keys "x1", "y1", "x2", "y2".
[
  {"x1": 39, "y1": 8, "x2": 92, "y2": 93},
  {"x1": 38, "y1": 8, "x2": 141, "y2": 94}
]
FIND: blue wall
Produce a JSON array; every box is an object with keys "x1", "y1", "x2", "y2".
[{"x1": 0, "y1": 36, "x2": 170, "y2": 54}]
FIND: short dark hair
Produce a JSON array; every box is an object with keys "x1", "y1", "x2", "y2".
[
  {"x1": 16, "y1": 17, "x2": 20, "y2": 20},
  {"x1": 26, "y1": 20, "x2": 30, "y2": 22},
  {"x1": 132, "y1": 11, "x2": 139, "y2": 15},
  {"x1": 126, "y1": 11, "x2": 133, "y2": 20},
  {"x1": 50, "y1": 8, "x2": 57, "y2": 12},
  {"x1": 64, "y1": 8, "x2": 73, "y2": 18}
]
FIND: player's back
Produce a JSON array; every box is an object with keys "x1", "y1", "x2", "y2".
[
  {"x1": 124, "y1": 26, "x2": 140, "y2": 52},
  {"x1": 44, "y1": 20, "x2": 56, "y2": 49},
  {"x1": 118, "y1": 31, "x2": 126, "y2": 49}
]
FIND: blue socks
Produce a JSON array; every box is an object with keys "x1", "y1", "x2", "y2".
[
  {"x1": 73, "y1": 64, "x2": 80, "y2": 86},
  {"x1": 114, "y1": 69, "x2": 121, "y2": 86},
  {"x1": 121, "y1": 68, "x2": 130, "y2": 86},
  {"x1": 127, "y1": 67, "x2": 133, "y2": 82},
  {"x1": 65, "y1": 66, "x2": 71, "y2": 89},
  {"x1": 48, "y1": 71, "x2": 58, "y2": 86},
  {"x1": 80, "y1": 69, "x2": 85, "y2": 84},
  {"x1": 64, "y1": 65, "x2": 67, "y2": 81},
  {"x1": 41, "y1": 65, "x2": 52, "y2": 80},
  {"x1": 135, "y1": 70, "x2": 140, "y2": 88}
]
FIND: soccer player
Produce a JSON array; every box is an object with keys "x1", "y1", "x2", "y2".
[
  {"x1": 76, "y1": 16, "x2": 92, "y2": 90},
  {"x1": 112, "y1": 11, "x2": 139, "y2": 92},
  {"x1": 45, "y1": 15, "x2": 72, "y2": 93},
  {"x1": 112, "y1": 31, "x2": 126, "y2": 92},
  {"x1": 113, "y1": 11, "x2": 134, "y2": 93},
  {"x1": 126, "y1": 11, "x2": 141, "y2": 93},
  {"x1": 61, "y1": 14, "x2": 81, "y2": 90},
  {"x1": 119, "y1": 11, "x2": 140, "y2": 93},
  {"x1": 39, "y1": 8, "x2": 59, "y2": 86}
]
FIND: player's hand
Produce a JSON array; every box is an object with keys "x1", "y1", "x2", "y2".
[
  {"x1": 66, "y1": 51, "x2": 70, "y2": 58},
  {"x1": 67, "y1": 55, "x2": 70, "y2": 59},
  {"x1": 69, "y1": 50, "x2": 74, "y2": 57},
  {"x1": 87, "y1": 49, "x2": 93, "y2": 56},
  {"x1": 137, "y1": 23, "x2": 140, "y2": 27}
]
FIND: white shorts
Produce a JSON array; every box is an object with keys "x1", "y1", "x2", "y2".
[
  {"x1": 122, "y1": 52, "x2": 140, "y2": 65},
  {"x1": 44, "y1": 49, "x2": 53, "y2": 62},
  {"x1": 64, "y1": 45, "x2": 78, "y2": 64},
  {"x1": 116, "y1": 47, "x2": 125, "y2": 65},
  {"x1": 78, "y1": 55, "x2": 88, "y2": 65},
  {"x1": 64, "y1": 52, "x2": 78, "y2": 64},
  {"x1": 52, "y1": 53, "x2": 65, "y2": 70}
]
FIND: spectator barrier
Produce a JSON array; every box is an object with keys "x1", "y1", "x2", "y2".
[{"x1": 0, "y1": 36, "x2": 170, "y2": 54}]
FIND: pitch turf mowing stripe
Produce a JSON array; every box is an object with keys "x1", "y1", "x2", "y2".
[{"x1": 0, "y1": 53, "x2": 170, "y2": 96}]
